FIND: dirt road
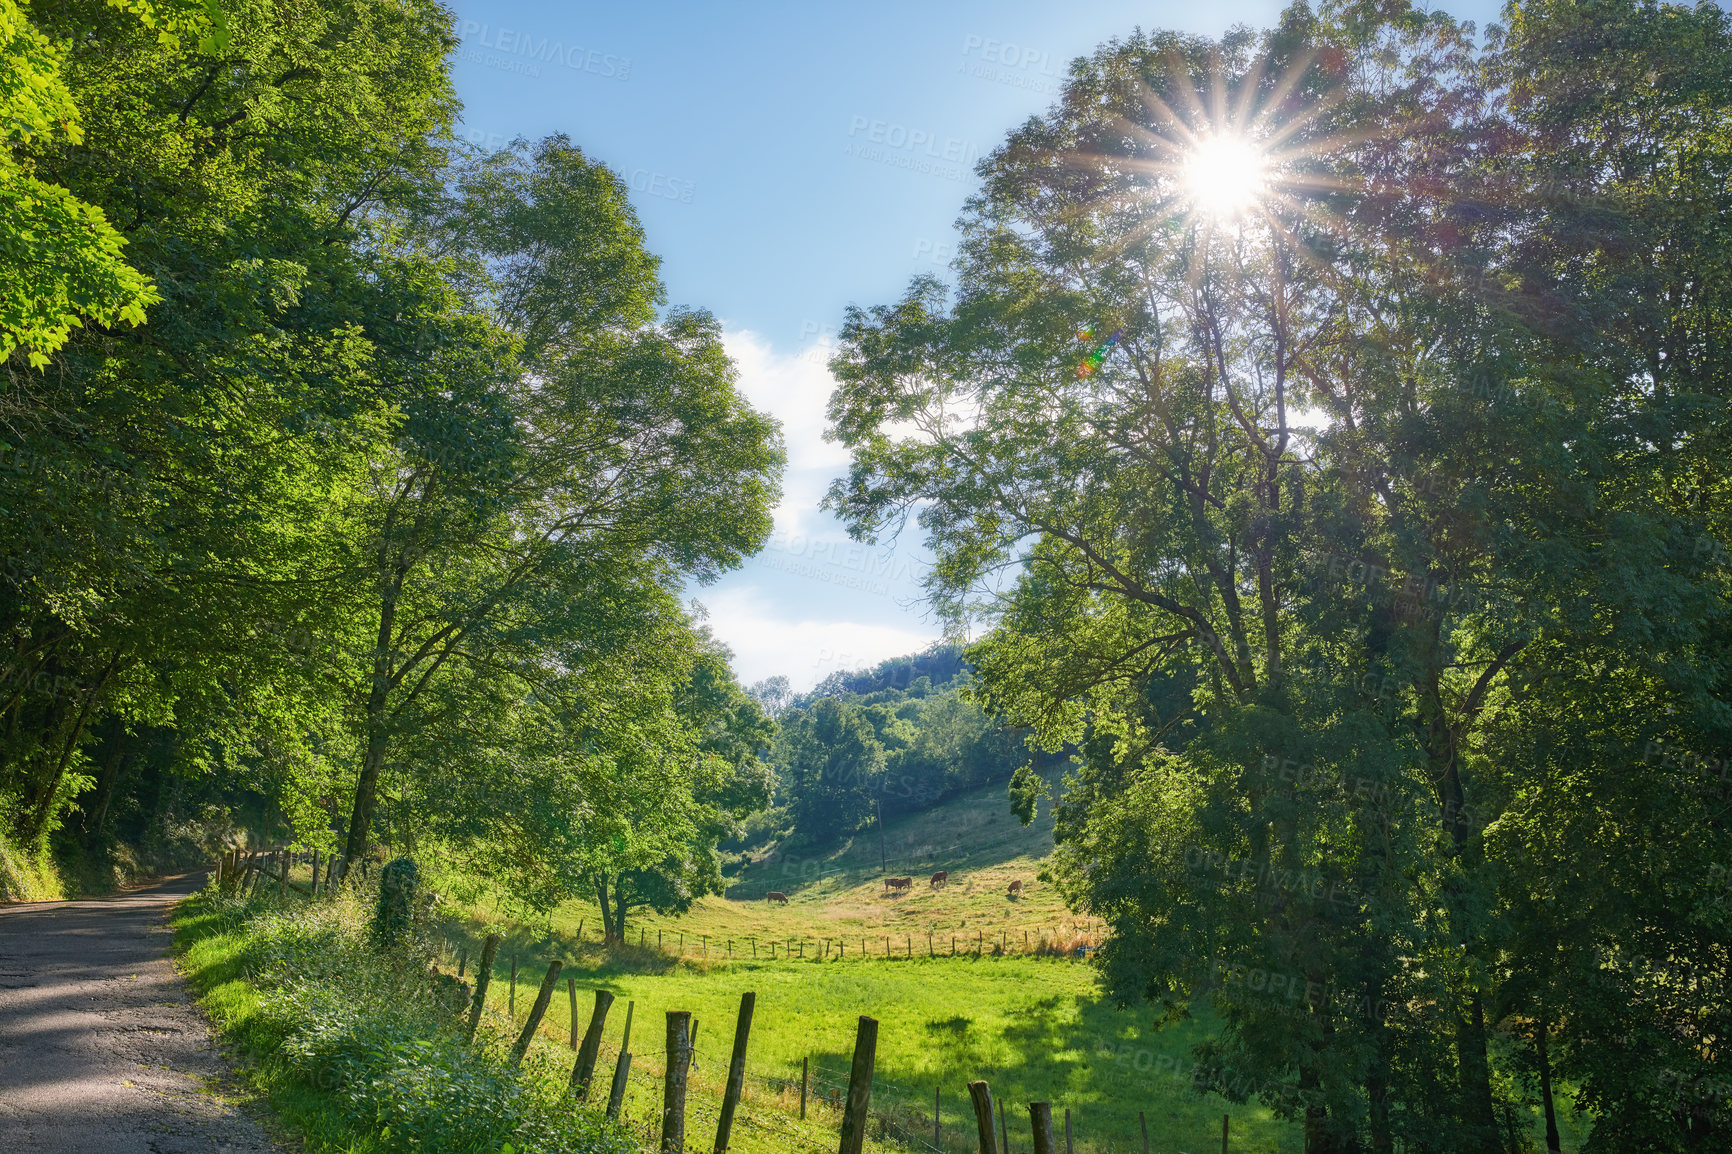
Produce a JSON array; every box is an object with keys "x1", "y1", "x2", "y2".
[{"x1": 0, "y1": 874, "x2": 282, "y2": 1153}]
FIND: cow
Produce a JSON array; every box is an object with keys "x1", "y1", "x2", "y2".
[
  {"x1": 930, "y1": 870, "x2": 949, "y2": 889},
  {"x1": 1007, "y1": 879, "x2": 1024, "y2": 899},
  {"x1": 766, "y1": 891, "x2": 790, "y2": 904},
  {"x1": 885, "y1": 876, "x2": 913, "y2": 893}
]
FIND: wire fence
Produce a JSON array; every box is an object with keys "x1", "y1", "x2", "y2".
[{"x1": 575, "y1": 922, "x2": 1108, "y2": 963}]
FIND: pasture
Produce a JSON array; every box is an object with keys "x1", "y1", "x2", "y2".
[{"x1": 430, "y1": 782, "x2": 1590, "y2": 1153}]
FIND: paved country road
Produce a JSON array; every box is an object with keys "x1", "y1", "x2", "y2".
[{"x1": 0, "y1": 874, "x2": 283, "y2": 1153}]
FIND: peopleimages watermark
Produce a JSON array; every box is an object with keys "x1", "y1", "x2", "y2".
[
  {"x1": 958, "y1": 34, "x2": 1065, "y2": 95},
  {"x1": 626, "y1": 170, "x2": 695, "y2": 204},
  {"x1": 845, "y1": 116, "x2": 980, "y2": 183},
  {"x1": 913, "y1": 238, "x2": 956, "y2": 267},
  {"x1": 457, "y1": 129, "x2": 691, "y2": 201},
  {"x1": 762, "y1": 528, "x2": 919, "y2": 597},
  {"x1": 456, "y1": 21, "x2": 631, "y2": 81}
]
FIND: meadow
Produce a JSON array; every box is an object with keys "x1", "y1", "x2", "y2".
[{"x1": 425, "y1": 783, "x2": 1591, "y2": 1154}]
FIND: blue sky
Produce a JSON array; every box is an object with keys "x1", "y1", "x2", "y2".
[{"x1": 447, "y1": 0, "x2": 1503, "y2": 689}]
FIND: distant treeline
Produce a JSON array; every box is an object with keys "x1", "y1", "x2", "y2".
[{"x1": 746, "y1": 645, "x2": 1029, "y2": 847}]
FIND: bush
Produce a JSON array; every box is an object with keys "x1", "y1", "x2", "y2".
[
  {"x1": 196, "y1": 889, "x2": 633, "y2": 1154},
  {"x1": 370, "y1": 857, "x2": 420, "y2": 949}
]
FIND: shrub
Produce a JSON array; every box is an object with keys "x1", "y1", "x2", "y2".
[
  {"x1": 370, "y1": 857, "x2": 421, "y2": 949},
  {"x1": 201, "y1": 890, "x2": 633, "y2": 1154}
]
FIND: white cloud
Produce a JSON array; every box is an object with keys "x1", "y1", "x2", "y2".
[
  {"x1": 697, "y1": 587, "x2": 940, "y2": 692},
  {"x1": 723, "y1": 327, "x2": 851, "y2": 540}
]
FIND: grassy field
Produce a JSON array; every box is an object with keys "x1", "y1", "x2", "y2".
[
  {"x1": 451, "y1": 946, "x2": 1299, "y2": 1154},
  {"x1": 427, "y1": 780, "x2": 1594, "y2": 1154},
  {"x1": 479, "y1": 778, "x2": 1095, "y2": 961},
  {"x1": 430, "y1": 784, "x2": 1302, "y2": 1153}
]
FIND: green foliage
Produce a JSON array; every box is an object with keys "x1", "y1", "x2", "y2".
[
  {"x1": 0, "y1": 0, "x2": 782, "y2": 935},
  {"x1": 180, "y1": 889, "x2": 635, "y2": 1154},
  {"x1": 823, "y1": 2, "x2": 1732, "y2": 1150},
  {"x1": 761, "y1": 643, "x2": 1027, "y2": 847},
  {"x1": 369, "y1": 857, "x2": 420, "y2": 950},
  {"x1": 0, "y1": 0, "x2": 158, "y2": 366},
  {"x1": 1006, "y1": 763, "x2": 1048, "y2": 827}
]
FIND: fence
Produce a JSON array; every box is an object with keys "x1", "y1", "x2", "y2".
[
  {"x1": 452, "y1": 947, "x2": 1254, "y2": 1154},
  {"x1": 572, "y1": 923, "x2": 1107, "y2": 963},
  {"x1": 216, "y1": 849, "x2": 1253, "y2": 1154}
]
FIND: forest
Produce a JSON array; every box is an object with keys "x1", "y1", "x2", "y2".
[{"x1": 1, "y1": 0, "x2": 1729, "y2": 1152}]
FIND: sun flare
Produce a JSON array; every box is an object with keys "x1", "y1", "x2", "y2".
[{"x1": 1181, "y1": 135, "x2": 1268, "y2": 220}]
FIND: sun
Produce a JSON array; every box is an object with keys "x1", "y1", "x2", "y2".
[{"x1": 1181, "y1": 135, "x2": 1268, "y2": 220}]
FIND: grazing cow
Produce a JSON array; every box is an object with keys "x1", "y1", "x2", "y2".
[
  {"x1": 766, "y1": 891, "x2": 790, "y2": 904},
  {"x1": 930, "y1": 870, "x2": 949, "y2": 889},
  {"x1": 885, "y1": 876, "x2": 913, "y2": 893},
  {"x1": 1007, "y1": 879, "x2": 1024, "y2": 898}
]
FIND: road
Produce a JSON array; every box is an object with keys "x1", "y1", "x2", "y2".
[{"x1": 0, "y1": 874, "x2": 282, "y2": 1153}]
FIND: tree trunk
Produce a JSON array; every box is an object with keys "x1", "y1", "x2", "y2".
[
  {"x1": 340, "y1": 727, "x2": 387, "y2": 882},
  {"x1": 23, "y1": 659, "x2": 116, "y2": 842},
  {"x1": 1537, "y1": 1009, "x2": 1561, "y2": 1154},
  {"x1": 341, "y1": 551, "x2": 407, "y2": 883},
  {"x1": 1300, "y1": 1066, "x2": 1333, "y2": 1154},
  {"x1": 613, "y1": 883, "x2": 629, "y2": 944},
  {"x1": 595, "y1": 876, "x2": 613, "y2": 943},
  {"x1": 1457, "y1": 992, "x2": 1499, "y2": 1153},
  {"x1": 82, "y1": 725, "x2": 128, "y2": 846}
]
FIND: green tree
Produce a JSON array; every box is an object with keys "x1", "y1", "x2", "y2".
[
  {"x1": 2, "y1": 0, "x2": 457, "y2": 850},
  {"x1": 775, "y1": 696, "x2": 885, "y2": 845},
  {"x1": 325, "y1": 134, "x2": 782, "y2": 876}
]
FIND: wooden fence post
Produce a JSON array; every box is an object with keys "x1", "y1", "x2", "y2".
[
  {"x1": 1065, "y1": 1106, "x2": 1073, "y2": 1153},
  {"x1": 968, "y1": 1081, "x2": 999, "y2": 1154},
  {"x1": 570, "y1": 988, "x2": 616, "y2": 1100},
  {"x1": 1140, "y1": 1111, "x2": 1150, "y2": 1154},
  {"x1": 464, "y1": 933, "x2": 501, "y2": 1043},
  {"x1": 510, "y1": 959, "x2": 563, "y2": 1067},
  {"x1": 713, "y1": 991, "x2": 755, "y2": 1154},
  {"x1": 935, "y1": 1086, "x2": 941, "y2": 1148},
  {"x1": 278, "y1": 849, "x2": 288, "y2": 898},
  {"x1": 838, "y1": 1015, "x2": 878, "y2": 1154},
  {"x1": 661, "y1": 1011, "x2": 693, "y2": 1153},
  {"x1": 800, "y1": 1056, "x2": 809, "y2": 1119},
  {"x1": 1222, "y1": 1113, "x2": 1229, "y2": 1154},
  {"x1": 605, "y1": 1001, "x2": 635, "y2": 1121},
  {"x1": 567, "y1": 977, "x2": 578, "y2": 1049},
  {"x1": 1029, "y1": 1102, "x2": 1056, "y2": 1154},
  {"x1": 609, "y1": 1053, "x2": 637, "y2": 1115}
]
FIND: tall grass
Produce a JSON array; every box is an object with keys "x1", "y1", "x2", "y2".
[{"x1": 175, "y1": 885, "x2": 637, "y2": 1154}]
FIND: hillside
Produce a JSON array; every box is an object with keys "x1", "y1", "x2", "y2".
[{"x1": 570, "y1": 772, "x2": 1081, "y2": 953}]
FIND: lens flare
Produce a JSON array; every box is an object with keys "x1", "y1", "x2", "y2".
[{"x1": 1181, "y1": 135, "x2": 1268, "y2": 219}]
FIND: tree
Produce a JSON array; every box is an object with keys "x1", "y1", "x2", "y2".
[
  {"x1": 824, "y1": 2, "x2": 1732, "y2": 1150},
  {"x1": 326, "y1": 134, "x2": 783, "y2": 877},
  {"x1": 0, "y1": 0, "x2": 158, "y2": 367},
  {"x1": 2, "y1": 0, "x2": 458, "y2": 851},
  {"x1": 775, "y1": 696, "x2": 884, "y2": 845}
]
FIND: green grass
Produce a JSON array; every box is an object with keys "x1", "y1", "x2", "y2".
[
  {"x1": 465, "y1": 948, "x2": 1300, "y2": 1154},
  {"x1": 424, "y1": 781, "x2": 1598, "y2": 1154},
  {"x1": 426, "y1": 784, "x2": 1302, "y2": 1153},
  {"x1": 172, "y1": 893, "x2": 385, "y2": 1153}
]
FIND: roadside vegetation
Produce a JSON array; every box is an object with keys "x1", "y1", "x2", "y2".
[
  {"x1": 5, "y1": 0, "x2": 1728, "y2": 1151},
  {"x1": 175, "y1": 881, "x2": 639, "y2": 1154}
]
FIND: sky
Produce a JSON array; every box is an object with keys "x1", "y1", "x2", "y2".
[{"x1": 446, "y1": 0, "x2": 1504, "y2": 690}]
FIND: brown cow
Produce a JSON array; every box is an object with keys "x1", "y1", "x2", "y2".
[
  {"x1": 766, "y1": 891, "x2": 790, "y2": 904},
  {"x1": 930, "y1": 870, "x2": 949, "y2": 889},
  {"x1": 884, "y1": 876, "x2": 913, "y2": 893},
  {"x1": 1007, "y1": 879, "x2": 1024, "y2": 898}
]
